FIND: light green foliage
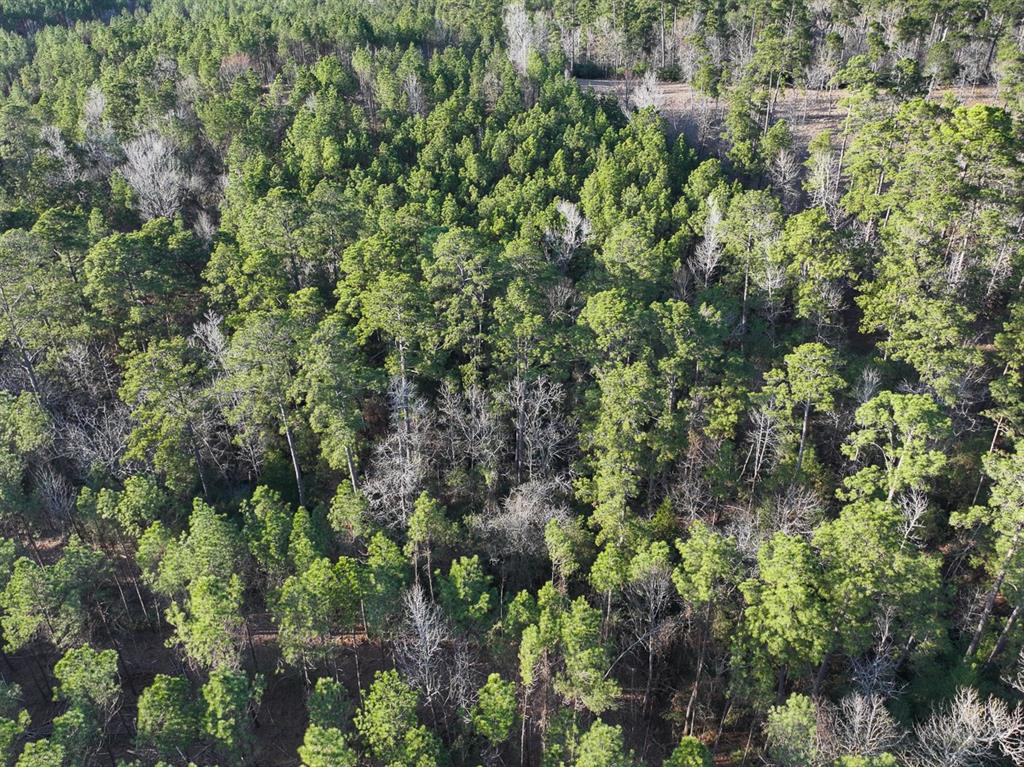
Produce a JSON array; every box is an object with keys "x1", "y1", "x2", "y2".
[
  {"x1": 120, "y1": 339, "x2": 212, "y2": 494},
  {"x1": 149, "y1": 500, "x2": 247, "y2": 667},
  {"x1": 217, "y1": 293, "x2": 320, "y2": 507},
  {"x1": 585, "y1": 360, "x2": 659, "y2": 544},
  {"x1": 842, "y1": 392, "x2": 951, "y2": 501},
  {"x1": 242, "y1": 485, "x2": 293, "y2": 589},
  {"x1": 578, "y1": 289, "x2": 652, "y2": 365},
  {"x1": 545, "y1": 516, "x2": 590, "y2": 585},
  {"x1": 721, "y1": 190, "x2": 785, "y2": 318},
  {"x1": 136, "y1": 675, "x2": 201, "y2": 761},
  {"x1": 673, "y1": 521, "x2": 739, "y2": 606},
  {"x1": 539, "y1": 708, "x2": 581, "y2": 767},
  {"x1": 989, "y1": 302, "x2": 1024, "y2": 441},
  {"x1": 438, "y1": 555, "x2": 495, "y2": 627},
  {"x1": 14, "y1": 739, "x2": 64, "y2": 767},
  {"x1": 353, "y1": 670, "x2": 442, "y2": 767},
  {"x1": 363, "y1": 533, "x2": 409, "y2": 638},
  {"x1": 53, "y1": 646, "x2": 120, "y2": 764},
  {"x1": 209, "y1": 188, "x2": 335, "y2": 313},
  {"x1": 53, "y1": 645, "x2": 119, "y2": 714},
  {"x1": 0, "y1": 391, "x2": 50, "y2": 521},
  {"x1": 298, "y1": 725, "x2": 358, "y2": 767},
  {"x1": 177, "y1": 500, "x2": 246, "y2": 590},
  {"x1": 951, "y1": 443, "x2": 1024, "y2": 656},
  {"x1": 349, "y1": 270, "x2": 432, "y2": 382},
  {"x1": 740, "y1": 534, "x2": 831, "y2": 683},
  {"x1": 779, "y1": 207, "x2": 852, "y2": 323},
  {"x1": 202, "y1": 669, "x2": 263, "y2": 764},
  {"x1": 664, "y1": 736, "x2": 712, "y2": 767},
  {"x1": 166, "y1": 573, "x2": 245, "y2": 670},
  {"x1": 288, "y1": 506, "x2": 329, "y2": 573},
  {"x1": 580, "y1": 109, "x2": 677, "y2": 243},
  {"x1": 274, "y1": 556, "x2": 362, "y2": 670},
  {"x1": 0, "y1": 538, "x2": 105, "y2": 651},
  {"x1": 0, "y1": 7, "x2": 1021, "y2": 767},
  {"x1": 84, "y1": 217, "x2": 202, "y2": 339},
  {"x1": 423, "y1": 227, "x2": 498, "y2": 374},
  {"x1": 555, "y1": 597, "x2": 620, "y2": 714},
  {"x1": 815, "y1": 498, "x2": 944, "y2": 658},
  {"x1": 857, "y1": 255, "x2": 980, "y2": 405},
  {"x1": 405, "y1": 492, "x2": 457, "y2": 571},
  {"x1": 758, "y1": 342, "x2": 844, "y2": 475},
  {"x1": 82, "y1": 475, "x2": 170, "y2": 540},
  {"x1": 327, "y1": 481, "x2": 369, "y2": 542},
  {"x1": 471, "y1": 673, "x2": 516, "y2": 747},
  {"x1": 136, "y1": 521, "x2": 178, "y2": 596},
  {"x1": 0, "y1": 538, "x2": 14, "y2": 594},
  {"x1": 307, "y1": 678, "x2": 351, "y2": 729},
  {"x1": 575, "y1": 721, "x2": 636, "y2": 767},
  {"x1": 297, "y1": 312, "x2": 374, "y2": 474},
  {"x1": 589, "y1": 544, "x2": 628, "y2": 601},
  {"x1": 595, "y1": 220, "x2": 672, "y2": 297},
  {"x1": 0, "y1": 227, "x2": 82, "y2": 379},
  {"x1": 765, "y1": 694, "x2": 818, "y2": 767},
  {"x1": 832, "y1": 755, "x2": 898, "y2": 767},
  {"x1": 52, "y1": 703, "x2": 97, "y2": 765},
  {"x1": 0, "y1": 682, "x2": 29, "y2": 765}
]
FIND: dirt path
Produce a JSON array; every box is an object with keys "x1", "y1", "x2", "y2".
[{"x1": 579, "y1": 78, "x2": 999, "y2": 150}]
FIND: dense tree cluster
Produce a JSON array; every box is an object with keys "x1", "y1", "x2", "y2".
[{"x1": 0, "y1": 0, "x2": 1023, "y2": 765}]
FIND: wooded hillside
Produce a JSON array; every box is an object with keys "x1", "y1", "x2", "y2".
[{"x1": 0, "y1": 0, "x2": 1023, "y2": 765}]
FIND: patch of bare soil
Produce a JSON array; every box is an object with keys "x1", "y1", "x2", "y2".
[{"x1": 579, "y1": 78, "x2": 999, "y2": 152}]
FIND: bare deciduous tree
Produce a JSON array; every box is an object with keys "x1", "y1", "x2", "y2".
[
  {"x1": 853, "y1": 366, "x2": 882, "y2": 406},
  {"x1": 742, "y1": 405, "x2": 782, "y2": 489},
  {"x1": 121, "y1": 131, "x2": 187, "y2": 220},
  {"x1": 473, "y1": 477, "x2": 571, "y2": 564},
  {"x1": 438, "y1": 383, "x2": 506, "y2": 490},
  {"x1": 404, "y1": 72, "x2": 426, "y2": 117},
  {"x1": 503, "y1": 3, "x2": 546, "y2": 75},
  {"x1": 190, "y1": 311, "x2": 229, "y2": 369},
  {"x1": 80, "y1": 85, "x2": 119, "y2": 181},
  {"x1": 506, "y1": 375, "x2": 575, "y2": 483},
  {"x1": 395, "y1": 587, "x2": 478, "y2": 733},
  {"x1": 623, "y1": 552, "x2": 677, "y2": 710},
  {"x1": 33, "y1": 465, "x2": 76, "y2": 532},
  {"x1": 40, "y1": 125, "x2": 82, "y2": 188},
  {"x1": 690, "y1": 195, "x2": 724, "y2": 288},
  {"x1": 62, "y1": 402, "x2": 132, "y2": 481},
  {"x1": 544, "y1": 201, "x2": 591, "y2": 271},
  {"x1": 362, "y1": 379, "x2": 436, "y2": 529},
  {"x1": 627, "y1": 71, "x2": 664, "y2": 114},
  {"x1": 806, "y1": 134, "x2": 842, "y2": 221},
  {"x1": 896, "y1": 489, "x2": 929, "y2": 549},
  {"x1": 909, "y1": 687, "x2": 1024, "y2": 767},
  {"x1": 766, "y1": 485, "x2": 823, "y2": 538},
  {"x1": 1005, "y1": 649, "x2": 1024, "y2": 697},
  {"x1": 770, "y1": 148, "x2": 802, "y2": 211},
  {"x1": 818, "y1": 693, "x2": 903, "y2": 761},
  {"x1": 396, "y1": 586, "x2": 449, "y2": 705}
]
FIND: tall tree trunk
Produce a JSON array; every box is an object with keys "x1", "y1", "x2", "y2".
[
  {"x1": 426, "y1": 546, "x2": 435, "y2": 602},
  {"x1": 966, "y1": 526, "x2": 1023, "y2": 658},
  {"x1": 345, "y1": 445, "x2": 358, "y2": 491},
  {"x1": 986, "y1": 601, "x2": 1022, "y2": 664},
  {"x1": 795, "y1": 399, "x2": 811, "y2": 476},
  {"x1": 186, "y1": 420, "x2": 209, "y2": 498},
  {"x1": 279, "y1": 401, "x2": 306, "y2": 508}
]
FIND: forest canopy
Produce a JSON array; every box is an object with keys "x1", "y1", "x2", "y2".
[{"x1": 0, "y1": 0, "x2": 1023, "y2": 765}]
